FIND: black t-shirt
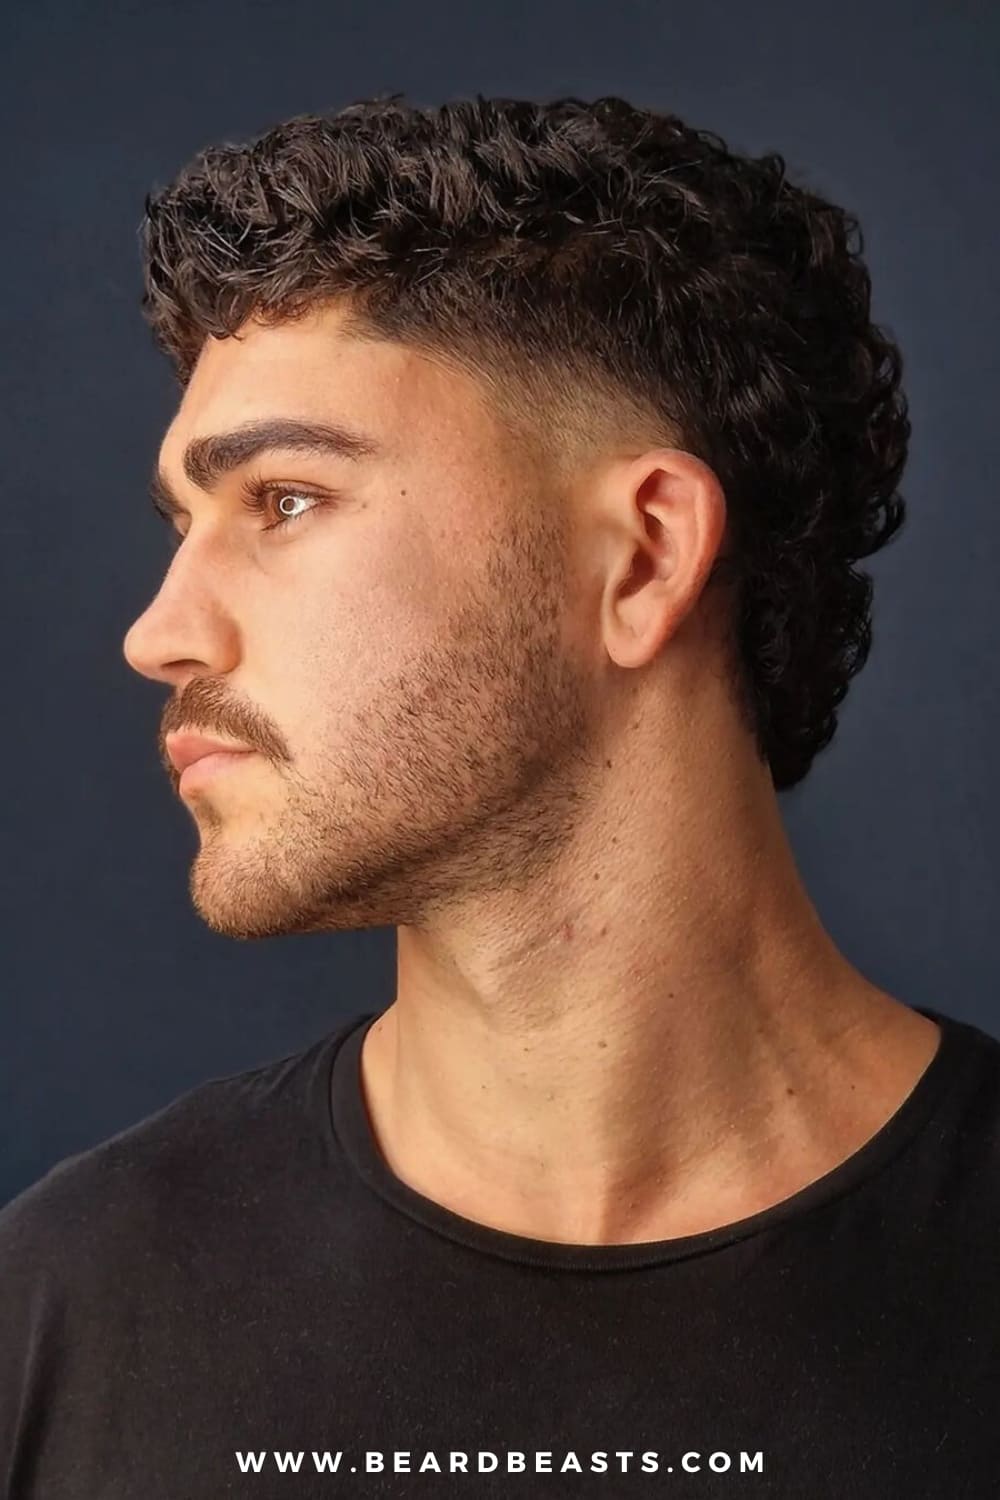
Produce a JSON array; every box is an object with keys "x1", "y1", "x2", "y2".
[{"x1": 2, "y1": 1001, "x2": 999, "y2": 1498}]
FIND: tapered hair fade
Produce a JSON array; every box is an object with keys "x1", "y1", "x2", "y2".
[{"x1": 139, "y1": 92, "x2": 910, "y2": 791}]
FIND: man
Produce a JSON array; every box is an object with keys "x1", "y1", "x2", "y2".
[{"x1": 2, "y1": 93, "x2": 997, "y2": 1497}]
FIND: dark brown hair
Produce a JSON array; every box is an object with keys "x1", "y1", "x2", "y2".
[{"x1": 139, "y1": 92, "x2": 909, "y2": 791}]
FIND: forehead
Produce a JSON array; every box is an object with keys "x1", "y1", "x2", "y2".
[{"x1": 159, "y1": 300, "x2": 502, "y2": 471}]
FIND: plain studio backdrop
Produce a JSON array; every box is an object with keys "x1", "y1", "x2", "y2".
[{"x1": 1, "y1": 0, "x2": 996, "y2": 1207}]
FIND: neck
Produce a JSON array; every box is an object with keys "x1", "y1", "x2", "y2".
[{"x1": 358, "y1": 731, "x2": 940, "y2": 1246}]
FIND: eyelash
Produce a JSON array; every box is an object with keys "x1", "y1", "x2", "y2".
[
  {"x1": 240, "y1": 475, "x2": 328, "y2": 532},
  {"x1": 168, "y1": 477, "x2": 329, "y2": 549}
]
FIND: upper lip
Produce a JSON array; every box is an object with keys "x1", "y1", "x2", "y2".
[{"x1": 165, "y1": 732, "x2": 257, "y2": 774}]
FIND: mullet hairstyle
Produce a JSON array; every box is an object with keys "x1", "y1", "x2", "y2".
[{"x1": 139, "y1": 92, "x2": 910, "y2": 792}]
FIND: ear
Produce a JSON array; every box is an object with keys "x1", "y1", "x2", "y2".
[{"x1": 595, "y1": 448, "x2": 728, "y2": 671}]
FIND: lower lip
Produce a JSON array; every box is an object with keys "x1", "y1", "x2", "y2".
[{"x1": 178, "y1": 750, "x2": 257, "y2": 795}]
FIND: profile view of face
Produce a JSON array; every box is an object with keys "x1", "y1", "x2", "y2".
[{"x1": 122, "y1": 301, "x2": 597, "y2": 941}]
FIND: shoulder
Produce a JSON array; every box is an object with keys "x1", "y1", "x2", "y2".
[
  {"x1": 0, "y1": 1019, "x2": 355, "y2": 1283},
  {"x1": 942, "y1": 1009, "x2": 1000, "y2": 1137},
  {"x1": 0, "y1": 1069, "x2": 240, "y2": 1280},
  {"x1": 885, "y1": 1009, "x2": 1000, "y2": 1246},
  {"x1": 946, "y1": 1012, "x2": 1000, "y2": 1172}
]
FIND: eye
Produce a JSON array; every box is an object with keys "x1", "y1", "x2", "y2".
[
  {"x1": 162, "y1": 479, "x2": 333, "y2": 552},
  {"x1": 240, "y1": 481, "x2": 327, "y2": 532}
]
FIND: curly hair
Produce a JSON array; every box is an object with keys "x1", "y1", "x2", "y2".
[{"x1": 139, "y1": 92, "x2": 910, "y2": 792}]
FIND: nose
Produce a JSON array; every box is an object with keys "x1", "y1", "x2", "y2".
[{"x1": 122, "y1": 548, "x2": 242, "y2": 688}]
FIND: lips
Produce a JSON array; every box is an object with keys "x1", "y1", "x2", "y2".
[{"x1": 165, "y1": 732, "x2": 256, "y2": 775}]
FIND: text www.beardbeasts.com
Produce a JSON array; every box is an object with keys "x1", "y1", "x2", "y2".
[{"x1": 235, "y1": 1449, "x2": 765, "y2": 1478}]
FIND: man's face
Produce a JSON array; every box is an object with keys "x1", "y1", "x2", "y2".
[{"x1": 123, "y1": 300, "x2": 596, "y2": 939}]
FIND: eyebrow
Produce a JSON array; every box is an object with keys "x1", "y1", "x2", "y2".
[{"x1": 149, "y1": 417, "x2": 383, "y2": 524}]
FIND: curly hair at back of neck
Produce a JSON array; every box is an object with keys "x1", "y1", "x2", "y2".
[{"x1": 138, "y1": 91, "x2": 910, "y2": 793}]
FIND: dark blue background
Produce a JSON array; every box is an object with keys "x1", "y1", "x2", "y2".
[{"x1": 3, "y1": 0, "x2": 997, "y2": 1206}]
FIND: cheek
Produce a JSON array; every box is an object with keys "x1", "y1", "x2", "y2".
[
  {"x1": 360, "y1": 507, "x2": 454, "y2": 630},
  {"x1": 275, "y1": 533, "x2": 441, "y2": 687}
]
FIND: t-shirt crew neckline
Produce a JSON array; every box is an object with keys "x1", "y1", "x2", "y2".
[{"x1": 325, "y1": 1004, "x2": 966, "y2": 1273}]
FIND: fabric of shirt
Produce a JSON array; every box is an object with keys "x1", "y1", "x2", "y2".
[{"x1": 1, "y1": 1001, "x2": 999, "y2": 1499}]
